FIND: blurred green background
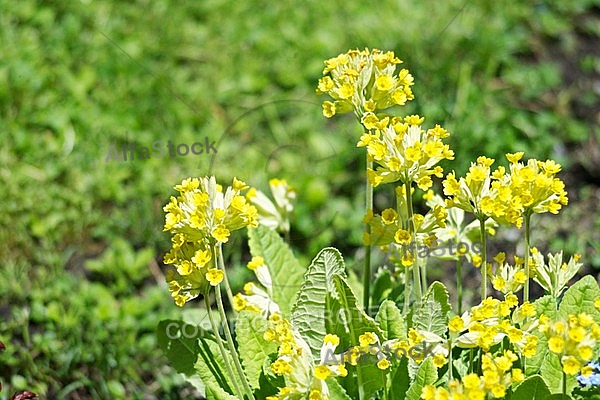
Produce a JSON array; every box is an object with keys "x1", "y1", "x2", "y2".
[{"x1": 1, "y1": 0, "x2": 599, "y2": 398}]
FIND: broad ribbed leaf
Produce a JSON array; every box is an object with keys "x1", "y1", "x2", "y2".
[
  {"x1": 376, "y1": 299, "x2": 406, "y2": 340},
  {"x1": 540, "y1": 352, "x2": 576, "y2": 394},
  {"x1": 558, "y1": 275, "x2": 600, "y2": 322},
  {"x1": 527, "y1": 296, "x2": 557, "y2": 375},
  {"x1": 511, "y1": 375, "x2": 551, "y2": 400},
  {"x1": 290, "y1": 247, "x2": 346, "y2": 357},
  {"x1": 405, "y1": 358, "x2": 437, "y2": 400},
  {"x1": 412, "y1": 281, "x2": 452, "y2": 336},
  {"x1": 330, "y1": 275, "x2": 385, "y2": 400},
  {"x1": 248, "y1": 225, "x2": 305, "y2": 315},
  {"x1": 235, "y1": 311, "x2": 277, "y2": 389}
]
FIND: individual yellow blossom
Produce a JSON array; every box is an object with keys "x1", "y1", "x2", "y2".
[
  {"x1": 205, "y1": 269, "x2": 223, "y2": 286},
  {"x1": 449, "y1": 316, "x2": 465, "y2": 333}
]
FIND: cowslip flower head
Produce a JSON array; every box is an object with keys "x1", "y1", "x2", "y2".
[
  {"x1": 317, "y1": 48, "x2": 414, "y2": 118},
  {"x1": 359, "y1": 115, "x2": 454, "y2": 189},
  {"x1": 538, "y1": 313, "x2": 600, "y2": 376},
  {"x1": 488, "y1": 153, "x2": 568, "y2": 228},
  {"x1": 163, "y1": 176, "x2": 258, "y2": 306},
  {"x1": 443, "y1": 156, "x2": 496, "y2": 221}
]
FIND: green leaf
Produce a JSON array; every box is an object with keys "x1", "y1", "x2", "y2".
[
  {"x1": 527, "y1": 296, "x2": 557, "y2": 375},
  {"x1": 540, "y1": 352, "x2": 576, "y2": 394},
  {"x1": 405, "y1": 358, "x2": 437, "y2": 400},
  {"x1": 376, "y1": 299, "x2": 407, "y2": 340},
  {"x1": 156, "y1": 319, "x2": 204, "y2": 390},
  {"x1": 330, "y1": 275, "x2": 386, "y2": 400},
  {"x1": 248, "y1": 225, "x2": 306, "y2": 316},
  {"x1": 511, "y1": 375, "x2": 551, "y2": 400},
  {"x1": 372, "y1": 269, "x2": 393, "y2": 305},
  {"x1": 388, "y1": 357, "x2": 410, "y2": 400},
  {"x1": 412, "y1": 281, "x2": 452, "y2": 337},
  {"x1": 235, "y1": 311, "x2": 278, "y2": 389},
  {"x1": 558, "y1": 275, "x2": 600, "y2": 322},
  {"x1": 195, "y1": 336, "x2": 238, "y2": 399},
  {"x1": 326, "y1": 377, "x2": 353, "y2": 400},
  {"x1": 290, "y1": 247, "x2": 346, "y2": 358}
]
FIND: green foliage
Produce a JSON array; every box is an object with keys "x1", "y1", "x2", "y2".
[
  {"x1": 235, "y1": 311, "x2": 277, "y2": 389},
  {"x1": 248, "y1": 225, "x2": 305, "y2": 316},
  {"x1": 511, "y1": 375, "x2": 551, "y2": 400},
  {"x1": 405, "y1": 358, "x2": 437, "y2": 400},
  {"x1": 2, "y1": 0, "x2": 599, "y2": 398},
  {"x1": 290, "y1": 248, "x2": 346, "y2": 358}
]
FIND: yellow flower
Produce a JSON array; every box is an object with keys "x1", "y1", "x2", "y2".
[
  {"x1": 247, "y1": 256, "x2": 264, "y2": 271},
  {"x1": 562, "y1": 356, "x2": 581, "y2": 375},
  {"x1": 314, "y1": 365, "x2": 331, "y2": 380},
  {"x1": 205, "y1": 269, "x2": 224, "y2": 286},
  {"x1": 548, "y1": 336, "x2": 564, "y2": 353},
  {"x1": 449, "y1": 316, "x2": 465, "y2": 333}
]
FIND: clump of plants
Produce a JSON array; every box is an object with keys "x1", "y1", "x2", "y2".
[{"x1": 158, "y1": 48, "x2": 600, "y2": 399}]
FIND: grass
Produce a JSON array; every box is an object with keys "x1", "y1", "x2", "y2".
[{"x1": 1, "y1": 0, "x2": 599, "y2": 398}]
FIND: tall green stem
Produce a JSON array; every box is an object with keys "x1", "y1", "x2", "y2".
[
  {"x1": 479, "y1": 218, "x2": 487, "y2": 300},
  {"x1": 213, "y1": 245, "x2": 255, "y2": 400},
  {"x1": 456, "y1": 256, "x2": 463, "y2": 315},
  {"x1": 204, "y1": 295, "x2": 243, "y2": 398},
  {"x1": 216, "y1": 244, "x2": 236, "y2": 312},
  {"x1": 363, "y1": 154, "x2": 373, "y2": 314},
  {"x1": 523, "y1": 213, "x2": 532, "y2": 303},
  {"x1": 406, "y1": 184, "x2": 422, "y2": 305}
]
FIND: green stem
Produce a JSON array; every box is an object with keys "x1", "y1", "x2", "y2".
[
  {"x1": 204, "y1": 295, "x2": 243, "y2": 398},
  {"x1": 562, "y1": 371, "x2": 567, "y2": 396},
  {"x1": 363, "y1": 154, "x2": 373, "y2": 314},
  {"x1": 523, "y1": 213, "x2": 532, "y2": 303},
  {"x1": 406, "y1": 184, "x2": 422, "y2": 305},
  {"x1": 456, "y1": 256, "x2": 463, "y2": 315},
  {"x1": 213, "y1": 246, "x2": 255, "y2": 400},
  {"x1": 216, "y1": 244, "x2": 236, "y2": 313},
  {"x1": 448, "y1": 338, "x2": 453, "y2": 382},
  {"x1": 479, "y1": 218, "x2": 487, "y2": 301},
  {"x1": 399, "y1": 189, "x2": 411, "y2": 315}
]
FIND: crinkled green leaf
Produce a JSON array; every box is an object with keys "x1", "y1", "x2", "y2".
[
  {"x1": 527, "y1": 296, "x2": 557, "y2": 375},
  {"x1": 511, "y1": 375, "x2": 551, "y2": 400},
  {"x1": 376, "y1": 299, "x2": 406, "y2": 340},
  {"x1": 290, "y1": 247, "x2": 346, "y2": 358},
  {"x1": 540, "y1": 352, "x2": 576, "y2": 394},
  {"x1": 412, "y1": 281, "x2": 452, "y2": 337},
  {"x1": 248, "y1": 225, "x2": 305, "y2": 316},
  {"x1": 558, "y1": 275, "x2": 600, "y2": 322},
  {"x1": 330, "y1": 275, "x2": 386, "y2": 400},
  {"x1": 235, "y1": 311, "x2": 278, "y2": 389},
  {"x1": 405, "y1": 358, "x2": 437, "y2": 400}
]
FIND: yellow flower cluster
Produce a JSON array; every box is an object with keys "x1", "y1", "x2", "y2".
[
  {"x1": 265, "y1": 315, "x2": 346, "y2": 400},
  {"x1": 455, "y1": 296, "x2": 538, "y2": 356},
  {"x1": 421, "y1": 350, "x2": 524, "y2": 400},
  {"x1": 316, "y1": 48, "x2": 414, "y2": 118},
  {"x1": 358, "y1": 115, "x2": 454, "y2": 189},
  {"x1": 162, "y1": 177, "x2": 258, "y2": 306},
  {"x1": 363, "y1": 186, "x2": 447, "y2": 250},
  {"x1": 232, "y1": 256, "x2": 280, "y2": 317},
  {"x1": 444, "y1": 153, "x2": 568, "y2": 228},
  {"x1": 490, "y1": 252, "x2": 528, "y2": 295},
  {"x1": 538, "y1": 313, "x2": 600, "y2": 376}
]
